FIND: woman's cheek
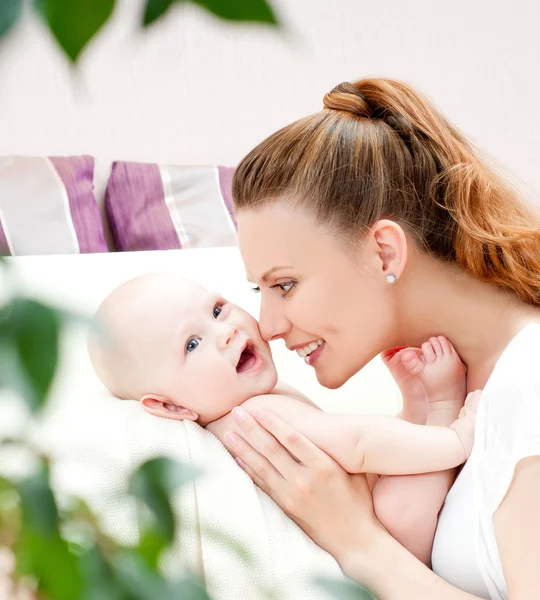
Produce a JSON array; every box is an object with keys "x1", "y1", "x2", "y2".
[
  {"x1": 288, "y1": 294, "x2": 309, "y2": 330},
  {"x1": 298, "y1": 288, "x2": 331, "y2": 332}
]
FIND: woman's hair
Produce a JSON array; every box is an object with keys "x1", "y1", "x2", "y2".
[{"x1": 233, "y1": 78, "x2": 540, "y2": 306}]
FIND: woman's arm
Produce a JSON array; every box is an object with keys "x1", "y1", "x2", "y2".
[
  {"x1": 223, "y1": 407, "x2": 487, "y2": 600},
  {"x1": 493, "y1": 455, "x2": 540, "y2": 598},
  {"x1": 339, "y1": 527, "x2": 481, "y2": 599}
]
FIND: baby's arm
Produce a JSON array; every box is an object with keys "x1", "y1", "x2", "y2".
[{"x1": 212, "y1": 394, "x2": 475, "y2": 476}]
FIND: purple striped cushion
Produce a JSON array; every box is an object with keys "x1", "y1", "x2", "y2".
[
  {"x1": 105, "y1": 162, "x2": 237, "y2": 251},
  {"x1": 0, "y1": 155, "x2": 107, "y2": 256}
]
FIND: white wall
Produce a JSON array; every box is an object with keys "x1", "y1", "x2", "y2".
[{"x1": 0, "y1": 0, "x2": 539, "y2": 202}]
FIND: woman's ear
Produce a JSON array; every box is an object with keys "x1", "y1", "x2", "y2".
[
  {"x1": 368, "y1": 219, "x2": 408, "y2": 281},
  {"x1": 140, "y1": 394, "x2": 199, "y2": 422}
]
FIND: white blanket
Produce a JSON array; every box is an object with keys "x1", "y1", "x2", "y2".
[{"x1": 39, "y1": 389, "x2": 345, "y2": 600}]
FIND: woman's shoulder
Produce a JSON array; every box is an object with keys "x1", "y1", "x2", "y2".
[
  {"x1": 475, "y1": 322, "x2": 539, "y2": 447},
  {"x1": 482, "y1": 323, "x2": 540, "y2": 422},
  {"x1": 490, "y1": 322, "x2": 540, "y2": 385},
  {"x1": 474, "y1": 323, "x2": 540, "y2": 509}
]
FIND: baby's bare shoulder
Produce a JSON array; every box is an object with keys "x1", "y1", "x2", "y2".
[
  {"x1": 243, "y1": 390, "x2": 321, "y2": 412},
  {"x1": 206, "y1": 390, "x2": 322, "y2": 444}
]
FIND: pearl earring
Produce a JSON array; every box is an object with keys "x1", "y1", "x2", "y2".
[{"x1": 385, "y1": 273, "x2": 397, "y2": 284}]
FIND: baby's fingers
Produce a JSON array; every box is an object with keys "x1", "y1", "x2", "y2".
[{"x1": 465, "y1": 389, "x2": 482, "y2": 411}]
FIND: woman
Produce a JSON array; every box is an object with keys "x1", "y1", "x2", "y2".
[{"x1": 223, "y1": 78, "x2": 540, "y2": 599}]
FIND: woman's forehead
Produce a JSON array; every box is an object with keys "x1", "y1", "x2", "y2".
[{"x1": 238, "y1": 206, "x2": 341, "y2": 280}]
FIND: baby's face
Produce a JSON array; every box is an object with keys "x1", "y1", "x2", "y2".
[{"x1": 143, "y1": 280, "x2": 278, "y2": 424}]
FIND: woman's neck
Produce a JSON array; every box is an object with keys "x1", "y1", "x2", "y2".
[{"x1": 397, "y1": 252, "x2": 540, "y2": 391}]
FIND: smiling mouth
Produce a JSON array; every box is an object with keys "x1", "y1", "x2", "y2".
[{"x1": 236, "y1": 343, "x2": 259, "y2": 373}]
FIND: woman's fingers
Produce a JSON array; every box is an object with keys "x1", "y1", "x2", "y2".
[
  {"x1": 224, "y1": 408, "x2": 381, "y2": 562},
  {"x1": 232, "y1": 406, "x2": 293, "y2": 469},
  {"x1": 235, "y1": 405, "x2": 336, "y2": 474},
  {"x1": 235, "y1": 457, "x2": 271, "y2": 495},
  {"x1": 224, "y1": 429, "x2": 286, "y2": 493},
  {"x1": 225, "y1": 406, "x2": 305, "y2": 480}
]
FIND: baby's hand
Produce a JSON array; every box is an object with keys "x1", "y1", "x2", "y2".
[{"x1": 449, "y1": 390, "x2": 482, "y2": 457}]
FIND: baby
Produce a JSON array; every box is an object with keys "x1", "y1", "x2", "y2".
[{"x1": 88, "y1": 273, "x2": 478, "y2": 563}]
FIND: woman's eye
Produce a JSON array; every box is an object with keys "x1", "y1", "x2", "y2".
[
  {"x1": 213, "y1": 304, "x2": 223, "y2": 319},
  {"x1": 186, "y1": 337, "x2": 201, "y2": 353},
  {"x1": 272, "y1": 281, "x2": 296, "y2": 296},
  {"x1": 250, "y1": 286, "x2": 261, "y2": 294}
]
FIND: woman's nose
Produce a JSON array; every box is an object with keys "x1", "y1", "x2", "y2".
[{"x1": 258, "y1": 295, "x2": 291, "y2": 342}]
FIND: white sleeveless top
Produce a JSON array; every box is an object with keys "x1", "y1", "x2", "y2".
[{"x1": 432, "y1": 323, "x2": 540, "y2": 599}]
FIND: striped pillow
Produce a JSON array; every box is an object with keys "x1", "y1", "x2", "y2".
[
  {"x1": 0, "y1": 155, "x2": 107, "y2": 256},
  {"x1": 105, "y1": 162, "x2": 237, "y2": 251}
]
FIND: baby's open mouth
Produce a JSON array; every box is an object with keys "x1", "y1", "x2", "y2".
[{"x1": 236, "y1": 343, "x2": 259, "y2": 373}]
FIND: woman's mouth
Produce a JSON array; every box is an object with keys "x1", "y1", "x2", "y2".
[
  {"x1": 296, "y1": 339, "x2": 325, "y2": 365},
  {"x1": 236, "y1": 343, "x2": 263, "y2": 374}
]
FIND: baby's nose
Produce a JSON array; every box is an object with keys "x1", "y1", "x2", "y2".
[{"x1": 221, "y1": 325, "x2": 239, "y2": 347}]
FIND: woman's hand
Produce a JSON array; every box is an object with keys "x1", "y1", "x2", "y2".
[{"x1": 223, "y1": 405, "x2": 381, "y2": 565}]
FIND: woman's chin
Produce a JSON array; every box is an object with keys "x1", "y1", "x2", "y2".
[{"x1": 315, "y1": 367, "x2": 347, "y2": 390}]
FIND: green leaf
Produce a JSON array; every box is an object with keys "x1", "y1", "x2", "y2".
[
  {"x1": 17, "y1": 463, "x2": 58, "y2": 536},
  {"x1": 193, "y1": 0, "x2": 277, "y2": 23},
  {"x1": 0, "y1": 0, "x2": 22, "y2": 39},
  {"x1": 17, "y1": 529, "x2": 84, "y2": 600},
  {"x1": 6, "y1": 298, "x2": 60, "y2": 412},
  {"x1": 16, "y1": 464, "x2": 84, "y2": 600},
  {"x1": 130, "y1": 458, "x2": 200, "y2": 544},
  {"x1": 143, "y1": 0, "x2": 278, "y2": 27},
  {"x1": 0, "y1": 476, "x2": 20, "y2": 548},
  {"x1": 114, "y1": 551, "x2": 212, "y2": 600},
  {"x1": 132, "y1": 478, "x2": 174, "y2": 544},
  {"x1": 0, "y1": 476, "x2": 16, "y2": 494},
  {"x1": 315, "y1": 577, "x2": 378, "y2": 600},
  {"x1": 143, "y1": 0, "x2": 175, "y2": 26},
  {"x1": 39, "y1": 0, "x2": 116, "y2": 63},
  {"x1": 168, "y1": 572, "x2": 213, "y2": 600},
  {"x1": 113, "y1": 550, "x2": 170, "y2": 600},
  {"x1": 78, "y1": 545, "x2": 126, "y2": 600},
  {"x1": 0, "y1": 333, "x2": 33, "y2": 410},
  {"x1": 137, "y1": 527, "x2": 168, "y2": 570}
]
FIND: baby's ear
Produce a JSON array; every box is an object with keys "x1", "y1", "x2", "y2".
[{"x1": 140, "y1": 394, "x2": 199, "y2": 422}]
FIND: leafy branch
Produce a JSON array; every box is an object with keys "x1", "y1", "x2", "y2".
[{"x1": 0, "y1": 0, "x2": 278, "y2": 63}]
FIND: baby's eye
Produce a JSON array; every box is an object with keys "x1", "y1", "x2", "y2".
[
  {"x1": 213, "y1": 304, "x2": 223, "y2": 319},
  {"x1": 186, "y1": 337, "x2": 201, "y2": 353}
]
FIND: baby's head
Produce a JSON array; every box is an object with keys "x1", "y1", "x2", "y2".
[{"x1": 88, "y1": 273, "x2": 278, "y2": 426}]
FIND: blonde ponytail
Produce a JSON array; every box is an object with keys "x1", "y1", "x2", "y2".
[{"x1": 445, "y1": 161, "x2": 540, "y2": 305}]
